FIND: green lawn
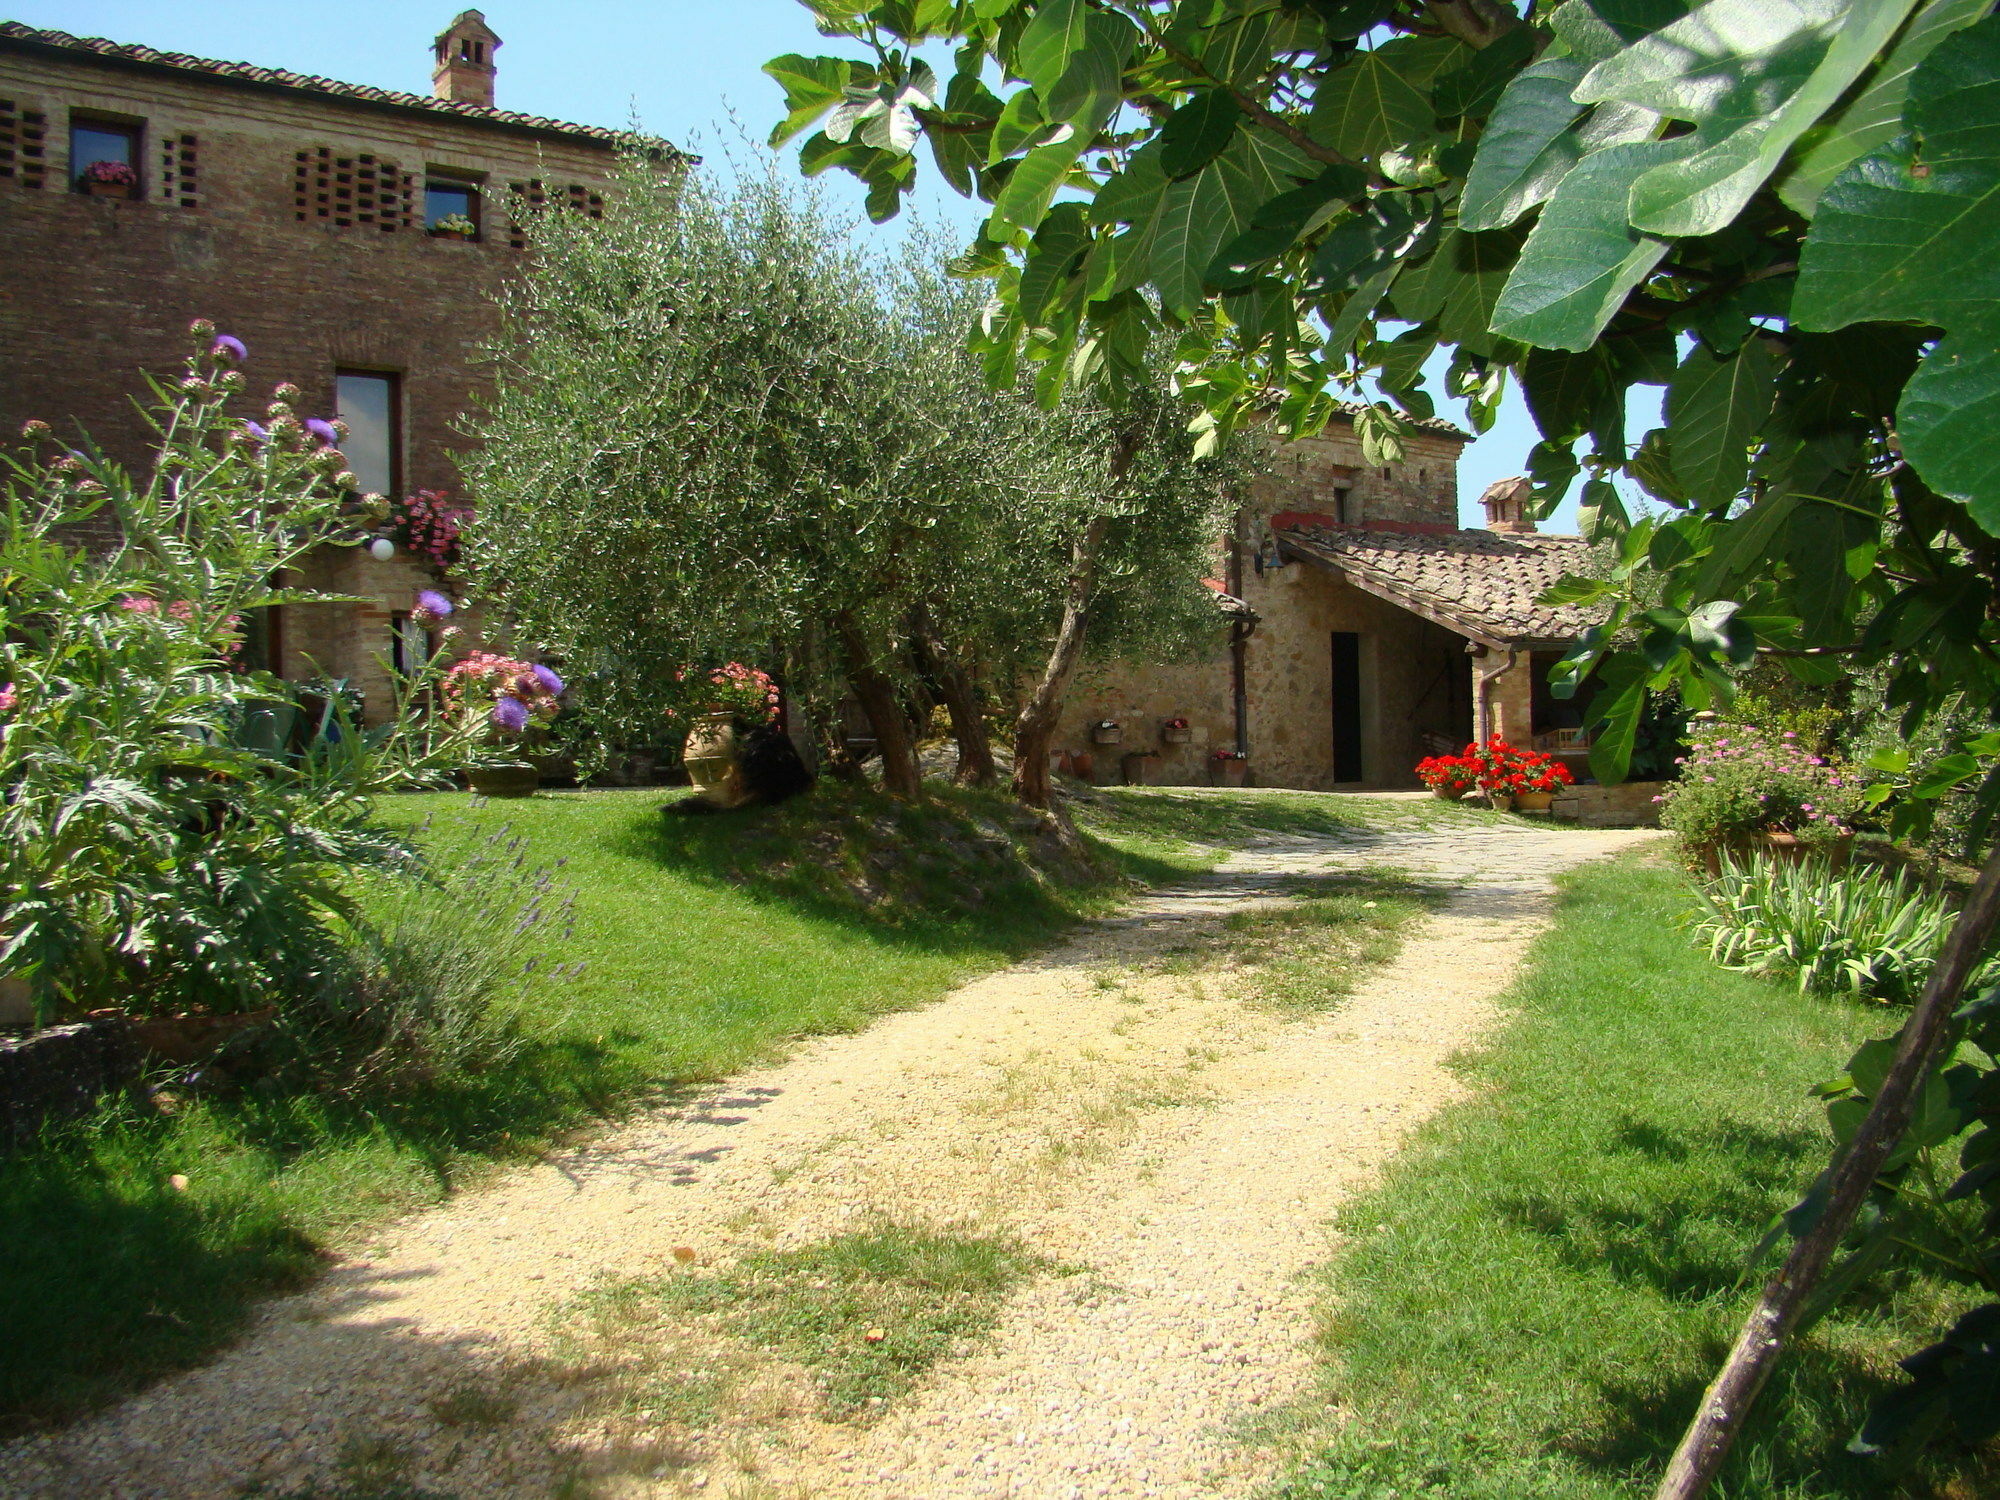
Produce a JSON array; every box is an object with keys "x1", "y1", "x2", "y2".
[
  {"x1": 0, "y1": 780, "x2": 1398, "y2": 1431},
  {"x1": 1279, "y1": 853, "x2": 1995, "y2": 1500}
]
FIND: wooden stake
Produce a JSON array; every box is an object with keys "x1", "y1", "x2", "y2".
[{"x1": 1653, "y1": 841, "x2": 2000, "y2": 1499}]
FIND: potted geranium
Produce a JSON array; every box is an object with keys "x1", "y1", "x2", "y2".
[
  {"x1": 444, "y1": 650, "x2": 565, "y2": 796},
  {"x1": 1161, "y1": 716, "x2": 1191, "y2": 745},
  {"x1": 80, "y1": 159, "x2": 138, "y2": 199},
  {"x1": 1209, "y1": 748, "x2": 1248, "y2": 787},
  {"x1": 1415, "y1": 751, "x2": 1478, "y2": 800},
  {"x1": 1509, "y1": 753, "x2": 1575, "y2": 813}
]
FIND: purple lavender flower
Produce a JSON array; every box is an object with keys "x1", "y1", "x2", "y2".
[
  {"x1": 212, "y1": 334, "x2": 247, "y2": 363},
  {"x1": 241, "y1": 420, "x2": 268, "y2": 441},
  {"x1": 304, "y1": 418, "x2": 340, "y2": 445},
  {"x1": 490, "y1": 695, "x2": 530, "y2": 733},
  {"x1": 532, "y1": 664, "x2": 565, "y2": 697}
]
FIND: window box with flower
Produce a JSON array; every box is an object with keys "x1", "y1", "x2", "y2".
[
  {"x1": 428, "y1": 211, "x2": 478, "y2": 241},
  {"x1": 1160, "y1": 716, "x2": 1191, "y2": 745},
  {"x1": 1091, "y1": 718, "x2": 1123, "y2": 746},
  {"x1": 79, "y1": 158, "x2": 138, "y2": 199}
]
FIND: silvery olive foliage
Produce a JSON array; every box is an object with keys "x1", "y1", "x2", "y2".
[{"x1": 461, "y1": 155, "x2": 1234, "y2": 795}]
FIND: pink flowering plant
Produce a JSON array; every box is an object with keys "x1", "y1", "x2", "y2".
[
  {"x1": 1657, "y1": 722, "x2": 1867, "y2": 859},
  {"x1": 387, "y1": 488, "x2": 470, "y2": 570},
  {"x1": 666, "y1": 663, "x2": 779, "y2": 727},
  {"x1": 444, "y1": 651, "x2": 565, "y2": 737},
  {"x1": 0, "y1": 321, "x2": 488, "y2": 1022}
]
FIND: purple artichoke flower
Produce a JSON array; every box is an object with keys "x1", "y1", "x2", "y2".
[
  {"x1": 490, "y1": 695, "x2": 530, "y2": 733},
  {"x1": 241, "y1": 420, "x2": 268, "y2": 440},
  {"x1": 532, "y1": 664, "x2": 565, "y2": 697},
  {"x1": 304, "y1": 418, "x2": 340, "y2": 445},
  {"x1": 411, "y1": 589, "x2": 454, "y2": 625},
  {"x1": 212, "y1": 334, "x2": 247, "y2": 363}
]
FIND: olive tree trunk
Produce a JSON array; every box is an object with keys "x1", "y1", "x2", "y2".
[
  {"x1": 833, "y1": 611, "x2": 923, "y2": 799},
  {"x1": 1010, "y1": 430, "x2": 1143, "y2": 809}
]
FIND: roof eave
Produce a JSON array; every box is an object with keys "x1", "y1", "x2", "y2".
[{"x1": 0, "y1": 31, "x2": 673, "y2": 155}]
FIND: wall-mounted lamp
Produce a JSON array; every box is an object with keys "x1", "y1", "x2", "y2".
[
  {"x1": 1252, "y1": 533, "x2": 1289, "y2": 577},
  {"x1": 367, "y1": 537, "x2": 396, "y2": 562}
]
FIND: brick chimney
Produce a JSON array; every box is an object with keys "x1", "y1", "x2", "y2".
[
  {"x1": 1479, "y1": 474, "x2": 1536, "y2": 534},
  {"x1": 433, "y1": 10, "x2": 501, "y2": 108}
]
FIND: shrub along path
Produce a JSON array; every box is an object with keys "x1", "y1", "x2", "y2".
[{"x1": 0, "y1": 812, "x2": 1652, "y2": 1498}]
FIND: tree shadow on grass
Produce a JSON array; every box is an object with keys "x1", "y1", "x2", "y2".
[
  {"x1": 604, "y1": 782, "x2": 1135, "y2": 960},
  {"x1": 1490, "y1": 1116, "x2": 1823, "y2": 1304}
]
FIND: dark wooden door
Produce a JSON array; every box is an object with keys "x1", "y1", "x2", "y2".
[{"x1": 1331, "y1": 631, "x2": 1364, "y2": 782}]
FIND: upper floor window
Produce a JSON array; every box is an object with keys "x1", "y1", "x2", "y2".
[
  {"x1": 334, "y1": 371, "x2": 401, "y2": 498},
  {"x1": 72, "y1": 117, "x2": 140, "y2": 199},
  {"x1": 425, "y1": 174, "x2": 480, "y2": 239},
  {"x1": 1334, "y1": 486, "x2": 1353, "y2": 524}
]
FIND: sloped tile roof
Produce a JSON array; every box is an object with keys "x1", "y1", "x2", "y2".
[
  {"x1": 1273, "y1": 514, "x2": 1603, "y2": 647},
  {"x1": 0, "y1": 22, "x2": 671, "y2": 152}
]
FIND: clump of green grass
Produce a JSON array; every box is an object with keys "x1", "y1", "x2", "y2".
[
  {"x1": 1275, "y1": 855, "x2": 1996, "y2": 1500},
  {"x1": 1222, "y1": 871, "x2": 1444, "y2": 1011},
  {"x1": 628, "y1": 1227, "x2": 1048, "y2": 1418}
]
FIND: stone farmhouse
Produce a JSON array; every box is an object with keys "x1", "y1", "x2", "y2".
[
  {"x1": 1055, "y1": 447, "x2": 1599, "y2": 791},
  {"x1": 0, "y1": 13, "x2": 1595, "y2": 793},
  {"x1": 0, "y1": 12, "x2": 670, "y2": 716}
]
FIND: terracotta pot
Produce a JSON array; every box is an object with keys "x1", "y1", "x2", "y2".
[
  {"x1": 85, "y1": 179, "x2": 132, "y2": 199},
  {"x1": 682, "y1": 711, "x2": 750, "y2": 807},
  {"x1": 1429, "y1": 784, "x2": 1469, "y2": 801},
  {"x1": 1698, "y1": 830, "x2": 1856, "y2": 878},
  {"x1": 1210, "y1": 759, "x2": 1248, "y2": 787},
  {"x1": 469, "y1": 763, "x2": 540, "y2": 797},
  {"x1": 1514, "y1": 789, "x2": 1555, "y2": 813},
  {"x1": 1071, "y1": 750, "x2": 1095, "y2": 782},
  {"x1": 1121, "y1": 751, "x2": 1158, "y2": 786},
  {"x1": 1161, "y1": 724, "x2": 1191, "y2": 745},
  {"x1": 1092, "y1": 724, "x2": 1123, "y2": 746},
  {"x1": 1484, "y1": 790, "x2": 1514, "y2": 812}
]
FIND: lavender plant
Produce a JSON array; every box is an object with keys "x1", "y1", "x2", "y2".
[{"x1": 0, "y1": 322, "x2": 485, "y2": 1022}]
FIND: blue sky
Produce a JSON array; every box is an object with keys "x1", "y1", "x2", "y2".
[{"x1": 15, "y1": 0, "x2": 1573, "y2": 526}]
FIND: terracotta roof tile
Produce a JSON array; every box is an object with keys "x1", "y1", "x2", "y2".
[
  {"x1": 1273, "y1": 514, "x2": 1602, "y2": 647},
  {"x1": 0, "y1": 22, "x2": 672, "y2": 152}
]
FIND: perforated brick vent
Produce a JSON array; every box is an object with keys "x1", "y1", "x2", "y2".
[
  {"x1": 0, "y1": 101, "x2": 49, "y2": 189},
  {"x1": 159, "y1": 132, "x2": 198, "y2": 208},
  {"x1": 294, "y1": 147, "x2": 414, "y2": 230},
  {"x1": 507, "y1": 178, "x2": 604, "y2": 250}
]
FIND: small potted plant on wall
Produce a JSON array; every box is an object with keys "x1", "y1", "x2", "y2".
[
  {"x1": 1209, "y1": 748, "x2": 1248, "y2": 787},
  {"x1": 80, "y1": 159, "x2": 138, "y2": 199},
  {"x1": 1160, "y1": 715, "x2": 1191, "y2": 745},
  {"x1": 429, "y1": 211, "x2": 478, "y2": 241},
  {"x1": 1092, "y1": 717, "x2": 1123, "y2": 746}
]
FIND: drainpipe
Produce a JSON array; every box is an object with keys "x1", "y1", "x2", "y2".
[
  {"x1": 1471, "y1": 643, "x2": 1517, "y2": 746},
  {"x1": 1228, "y1": 511, "x2": 1256, "y2": 756}
]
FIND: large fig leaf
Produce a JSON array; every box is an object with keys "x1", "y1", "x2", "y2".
[{"x1": 1794, "y1": 14, "x2": 2000, "y2": 533}]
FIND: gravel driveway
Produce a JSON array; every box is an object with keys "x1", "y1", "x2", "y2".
[{"x1": 0, "y1": 812, "x2": 1656, "y2": 1499}]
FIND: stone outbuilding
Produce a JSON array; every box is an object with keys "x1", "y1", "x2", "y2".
[{"x1": 1057, "y1": 439, "x2": 1602, "y2": 791}]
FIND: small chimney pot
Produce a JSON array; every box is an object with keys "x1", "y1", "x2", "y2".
[{"x1": 433, "y1": 9, "x2": 501, "y2": 108}]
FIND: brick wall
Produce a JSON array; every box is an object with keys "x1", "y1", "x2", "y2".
[{"x1": 0, "y1": 44, "x2": 617, "y2": 712}]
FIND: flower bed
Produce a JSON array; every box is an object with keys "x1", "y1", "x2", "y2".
[{"x1": 1657, "y1": 722, "x2": 1862, "y2": 862}]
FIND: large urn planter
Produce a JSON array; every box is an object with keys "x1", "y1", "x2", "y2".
[
  {"x1": 468, "y1": 762, "x2": 540, "y2": 798},
  {"x1": 1210, "y1": 757, "x2": 1249, "y2": 788},
  {"x1": 682, "y1": 711, "x2": 751, "y2": 808},
  {"x1": 1699, "y1": 830, "x2": 1855, "y2": 878},
  {"x1": 1121, "y1": 751, "x2": 1159, "y2": 787}
]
